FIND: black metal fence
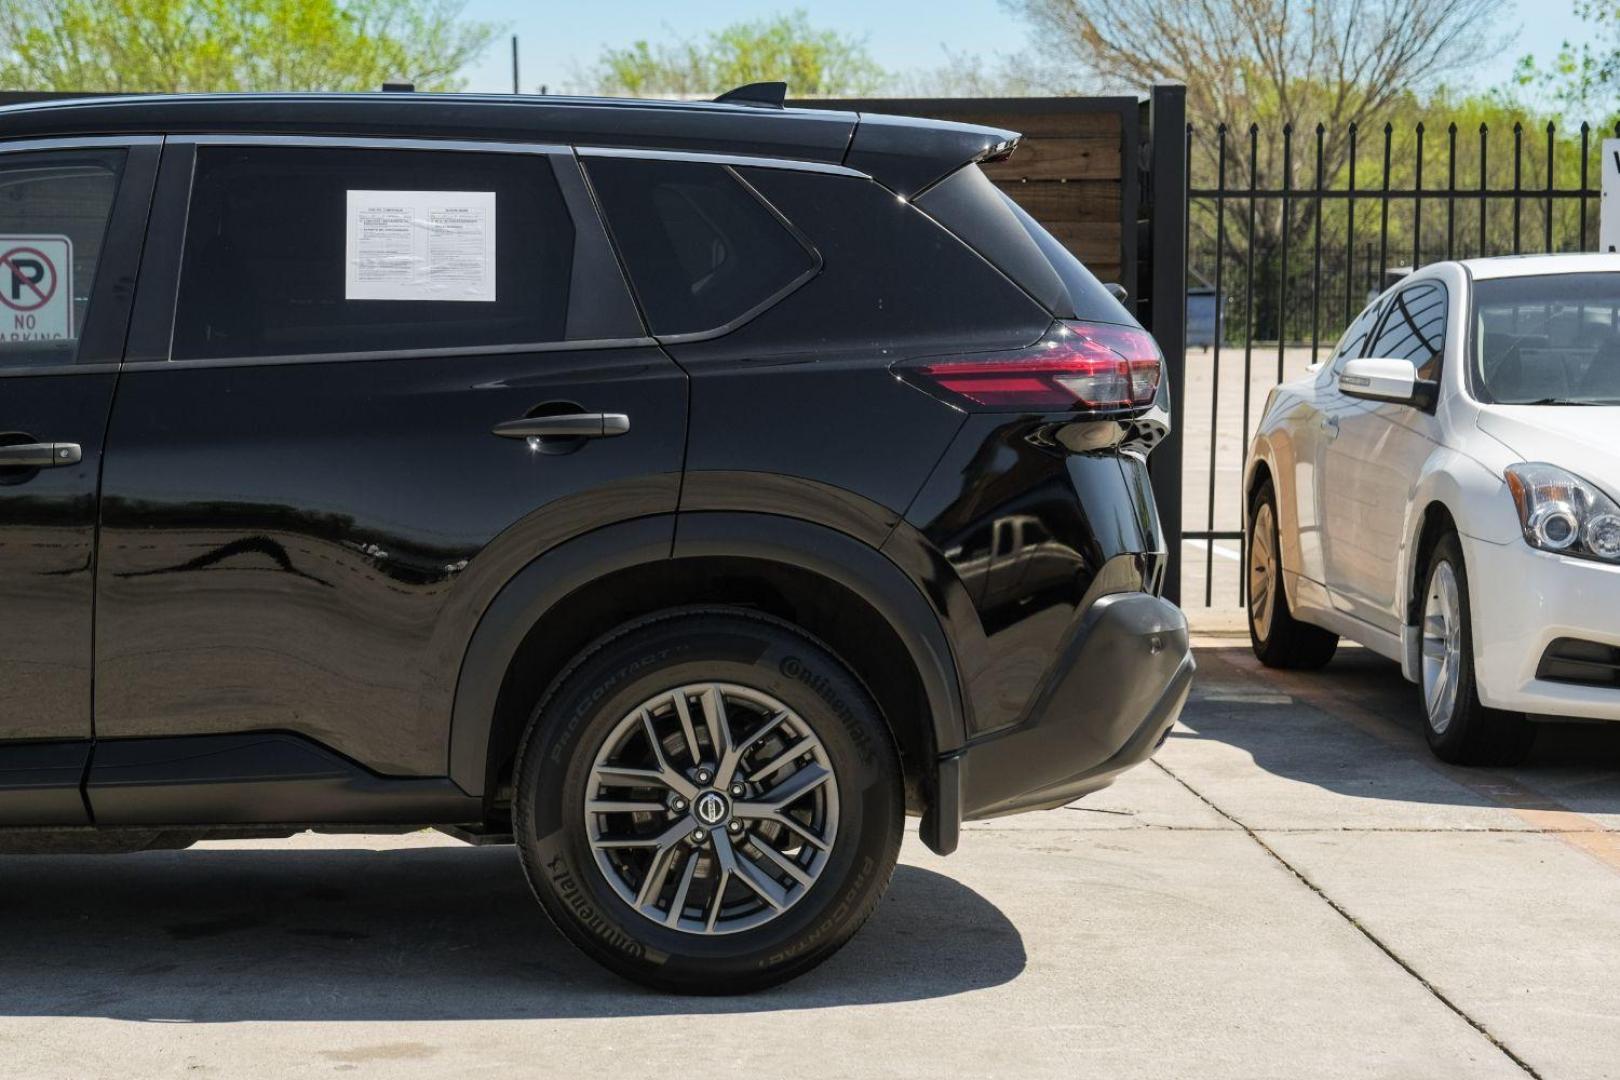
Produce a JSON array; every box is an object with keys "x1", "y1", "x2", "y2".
[{"x1": 1177, "y1": 116, "x2": 1616, "y2": 608}]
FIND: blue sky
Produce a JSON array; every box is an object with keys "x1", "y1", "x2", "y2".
[{"x1": 458, "y1": 0, "x2": 1584, "y2": 97}]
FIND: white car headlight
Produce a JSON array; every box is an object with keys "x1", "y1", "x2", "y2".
[{"x1": 1505, "y1": 463, "x2": 1620, "y2": 562}]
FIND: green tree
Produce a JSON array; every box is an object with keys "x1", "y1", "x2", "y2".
[
  {"x1": 574, "y1": 10, "x2": 886, "y2": 98},
  {"x1": 0, "y1": 0, "x2": 501, "y2": 92},
  {"x1": 1516, "y1": 1, "x2": 1620, "y2": 123}
]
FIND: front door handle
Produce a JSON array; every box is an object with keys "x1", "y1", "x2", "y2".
[
  {"x1": 0, "y1": 442, "x2": 81, "y2": 467},
  {"x1": 1320, "y1": 414, "x2": 1340, "y2": 439},
  {"x1": 492, "y1": 413, "x2": 630, "y2": 440}
]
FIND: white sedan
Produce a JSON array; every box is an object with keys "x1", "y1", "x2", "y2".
[{"x1": 1244, "y1": 254, "x2": 1620, "y2": 764}]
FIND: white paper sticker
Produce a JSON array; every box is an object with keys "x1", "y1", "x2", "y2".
[{"x1": 344, "y1": 191, "x2": 496, "y2": 302}]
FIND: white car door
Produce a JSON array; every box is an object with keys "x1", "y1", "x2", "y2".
[
  {"x1": 1317, "y1": 280, "x2": 1448, "y2": 631},
  {"x1": 1294, "y1": 299, "x2": 1384, "y2": 589}
]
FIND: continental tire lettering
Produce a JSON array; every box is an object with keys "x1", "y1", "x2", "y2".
[
  {"x1": 549, "y1": 646, "x2": 677, "y2": 765},
  {"x1": 762, "y1": 855, "x2": 876, "y2": 966},
  {"x1": 547, "y1": 854, "x2": 646, "y2": 960},
  {"x1": 779, "y1": 655, "x2": 875, "y2": 762}
]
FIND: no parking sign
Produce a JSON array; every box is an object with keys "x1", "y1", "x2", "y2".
[{"x1": 0, "y1": 235, "x2": 72, "y2": 342}]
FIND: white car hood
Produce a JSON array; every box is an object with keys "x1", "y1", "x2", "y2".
[{"x1": 1476, "y1": 406, "x2": 1620, "y2": 492}]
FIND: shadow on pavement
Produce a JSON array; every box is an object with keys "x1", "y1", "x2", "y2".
[
  {"x1": 1182, "y1": 644, "x2": 1620, "y2": 815},
  {"x1": 0, "y1": 846, "x2": 1024, "y2": 1020}
]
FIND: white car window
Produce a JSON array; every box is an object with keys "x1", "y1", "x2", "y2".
[
  {"x1": 1367, "y1": 281, "x2": 1447, "y2": 381},
  {"x1": 1326, "y1": 299, "x2": 1384, "y2": 374}
]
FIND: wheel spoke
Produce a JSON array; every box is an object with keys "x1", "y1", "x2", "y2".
[
  {"x1": 704, "y1": 859, "x2": 730, "y2": 933},
  {"x1": 721, "y1": 834, "x2": 789, "y2": 910},
  {"x1": 746, "y1": 834, "x2": 814, "y2": 888},
  {"x1": 592, "y1": 816, "x2": 694, "y2": 852},
  {"x1": 700, "y1": 686, "x2": 736, "y2": 771},
  {"x1": 753, "y1": 762, "x2": 832, "y2": 809},
  {"x1": 746, "y1": 735, "x2": 816, "y2": 783},
  {"x1": 671, "y1": 690, "x2": 703, "y2": 766},
  {"x1": 665, "y1": 847, "x2": 700, "y2": 927},
  {"x1": 586, "y1": 799, "x2": 667, "y2": 814},
  {"x1": 640, "y1": 711, "x2": 698, "y2": 800},
  {"x1": 635, "y1": 838, "x2": 682, "y2": 907},
  {"x1": 718, "y1": 708, "x2": 790, "y2": 786}
]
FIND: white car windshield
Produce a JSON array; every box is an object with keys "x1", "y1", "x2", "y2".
[{"x1": 1474, "y1": 273, "x2": 1620, "y2": 405}]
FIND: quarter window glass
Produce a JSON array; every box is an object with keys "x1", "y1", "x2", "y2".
[
  {"x1": 0, "y1": 149, "x2": 122, "y2": 366},
  {"x1": 173, "y1": 146, "x2": 583, "y2": 361},
  {"x1": 1368, "y1": 281, "x2": 1447, "y2": 380},
  {"x1": 583, "y1": 157, "x2": 816, "y2": 337}
]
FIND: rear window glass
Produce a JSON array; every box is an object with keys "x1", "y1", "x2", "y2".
[
  {"x1": 917, "y1": 164, "x2": 1133, "y2": 324},
  {"x1": 583, "y1": 156, "x2": 817, "y2": 337},
  {"x1": 173, "y1": 146, "x2": 606, "y2": 361}
]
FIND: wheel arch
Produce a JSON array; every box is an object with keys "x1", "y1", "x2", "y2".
[{"x1": 447, "y1": 512, "x2": 964, "y2": 839}]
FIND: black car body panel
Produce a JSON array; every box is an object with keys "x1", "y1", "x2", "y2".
[{"x1": 0, "y1": 91, "x2": 1190, "y2": 860}]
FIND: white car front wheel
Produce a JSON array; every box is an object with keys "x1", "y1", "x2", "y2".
[{"x1": 1419, "y1": 535, "x2": 1536, "y2": 765}]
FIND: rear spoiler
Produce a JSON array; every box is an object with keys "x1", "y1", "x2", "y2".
[{"x1": 841, "y1": 113, "x2": 1022, "y2": 198}]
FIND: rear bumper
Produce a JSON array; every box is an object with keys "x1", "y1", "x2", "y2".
[{"x1": 920, "y1": 592, "x2": 1193, "y2": 853}]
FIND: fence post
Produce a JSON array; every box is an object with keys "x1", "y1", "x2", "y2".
[{"x1": 1145, "y1": 83, "x2": 1188, "y2": 605}]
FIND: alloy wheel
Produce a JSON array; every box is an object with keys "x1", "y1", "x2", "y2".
[
  {"x1": 1249, "y1": 502, "x2": 1279, "y2": 641},
  {"x1": 1422, "y1": 561, "x2": 1464, "y2": 733},
  {"x1": 584, "y1": 682, "x2": 839, "y2": 935}
]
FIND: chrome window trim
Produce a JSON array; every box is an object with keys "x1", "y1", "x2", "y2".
[
  {"x1": 168, "y1": 133, "x2": 569, "y2": 156},
  {"x1": 0, "y1": 135, "x2": 164, "y2": 154},
  {"x1": 124, "y1": 335, "x2": 661, "y2": 372},
  {"x1": 577, "y1": 144, "x2": 867, "y2": 180}
]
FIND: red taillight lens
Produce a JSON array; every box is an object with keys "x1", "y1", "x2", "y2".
[{"x1": 902, "y1": 322, "x2": 1163, "y2": 412}]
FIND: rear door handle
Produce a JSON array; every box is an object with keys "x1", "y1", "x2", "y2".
[
  {"x1": 492, "y1": 413, "x2": 630, "y2": 440},
  {"x1": 1320, "y1": 414, "x2": 1340, "y2": 439},
  {"x1": 0, "y1": 442, "x2": 81, "y2": 467}
]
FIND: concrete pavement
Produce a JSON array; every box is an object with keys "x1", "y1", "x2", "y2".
[{"x1": 3, "y1": 642, "x2": 1618, "y2": 1078}]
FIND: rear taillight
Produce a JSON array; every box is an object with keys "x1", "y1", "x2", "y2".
[{"x1": 899, "y1": 321, "x2": 1163, "y2": 412}]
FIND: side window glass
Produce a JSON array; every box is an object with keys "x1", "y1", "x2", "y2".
[
  {"x1": 172, "y1": 145, "x2": 631, "y2": 361},
  {"x1": 1328, "y1": 300, "x2": 1383, "y2": 373},
  {"x1": 582, "y1": 156, "x2": 817, "y2": 337},
  {"x1": 1367, "y1": 281, "x2": 1448, "y2": 380},
  {"x1": 0, "y1": 149, "x2": 123, "y2": 366}
]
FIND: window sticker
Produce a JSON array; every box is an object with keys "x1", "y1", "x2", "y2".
[
  {"x1": 0, "y1": 234, "x2": 74, "y2": 342},
  {"x1": 344, "y1": 191, "x2": 495, "y2": 302}
]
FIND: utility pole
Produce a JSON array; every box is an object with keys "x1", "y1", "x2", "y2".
[{"x1": 511, "y1": 35, "x2": 520, "y2": 94}]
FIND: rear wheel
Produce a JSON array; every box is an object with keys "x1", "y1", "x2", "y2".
[
  {"x1": 513, "y1": 608, "x2": 903, "y2": 993},
  {"x1": 1248, "y1": 479, "x2": 1338, "y2": 669},
  {"x1": 1419, "y1": 535, "x2": 1536, "y2": 765}
]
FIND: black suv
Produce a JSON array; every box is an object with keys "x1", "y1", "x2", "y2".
[{"x1": 0, "y1": 87, "x2": 1192, "y2": 992}]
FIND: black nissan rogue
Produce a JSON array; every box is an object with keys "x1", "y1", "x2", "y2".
[{"x1": 0, "y1": 85, "x2": 1192, "y2": 992}]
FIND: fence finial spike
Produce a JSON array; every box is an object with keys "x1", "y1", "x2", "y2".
[
  {"x1": 1415, "y1": 121, "x2": 1425, "y2": 134},
  {"x1": 1448, "y1": 121, "x2": 1458, "y2": 134},
  {"x1": 1315, "y1": 121, "x2": 1325, "y2": 135},
  {"x1": 1384, "y1": 120, "x2": 1394, "y2": 134},
  {"x1": 1547, "y1": 119, "x2": 1557, "y2": 134}
]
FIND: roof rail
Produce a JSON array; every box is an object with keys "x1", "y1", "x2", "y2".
[{"x1": 714, "y1": 82, "x2": 786, "y2": 109}]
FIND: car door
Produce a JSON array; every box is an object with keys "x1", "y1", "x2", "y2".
[
  {"x1": 1290, "y1": 298, "x2": 1384, "y2": 591},
  {"x1": 0, "y1": 139, "x2": 157, "y2": 825},
  {"x1": 90, "y1": 137, "x2": 686, "y2": 814},
  {"x1": 1317, "y1": 279, "x2": 1448, "y2": 631}
]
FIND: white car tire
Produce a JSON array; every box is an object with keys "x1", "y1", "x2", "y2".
[
  {"x1": 1419, "y1": 534, "x2": 1536, "y2": 766},
  {"x1": 1248, "y1": 480, "x2": 1338, "y2": 669}
]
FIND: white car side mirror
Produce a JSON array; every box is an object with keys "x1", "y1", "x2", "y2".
[{"x1": 1338, "y1": 356, "x2": 1422, "y2": 406}]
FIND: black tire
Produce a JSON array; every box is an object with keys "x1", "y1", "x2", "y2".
[
  {"x1": 1248, "y1": 479, "x2": 1339, "y2": 669},
  {"x1": 1419, "y1": 535, "x2": 1536, "y2": 766},
  {"x1": 513, "y1": 607, "x2": 903, "y2": 994}
]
